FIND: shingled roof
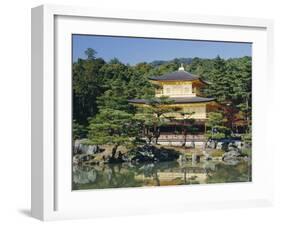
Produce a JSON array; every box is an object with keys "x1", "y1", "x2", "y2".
[
  {"x1": 148, "y1": 65, "x2": 211, "y2": 85},
  {"x1": 149, "y1": 70, "x2": 200, "y2": 81},
  {"x1": 129, "y1": 96, "x2": 215, "y2": 104}
]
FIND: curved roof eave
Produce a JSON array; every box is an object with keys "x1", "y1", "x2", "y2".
[{"x1": 128, "y1": 97, "x2": 216, "y2": 104}]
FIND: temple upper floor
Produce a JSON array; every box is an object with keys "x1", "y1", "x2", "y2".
[
  {"x1": 149, "y1": 65, "x2": 206, "y2": 98},
  {"x1": 155, "y1": 81, "x2": 199, "y2": 98},
  {"x1": 128, "y1": 64, "x2": 216, "y2": 120}
]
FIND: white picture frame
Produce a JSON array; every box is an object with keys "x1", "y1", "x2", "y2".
[{"x1": 31, "y1": 4, "x2": 274, "y2": 221}]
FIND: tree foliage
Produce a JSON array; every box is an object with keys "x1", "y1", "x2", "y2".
[
  {"x1": 72, "y1": 49, "x2": 252, "y2": 142},
  {"x1": 206, "y1": 112, "x2": 229, "y2": 140},
  {"x1": 134, "y1": 96, "x2": 178, "y2": 144},
  {"x1": 175, "y1": 111, "x2": 196, "y2": 146},
  {"x1": 88, "y1": 108, "x2": 140, "y2": 156}
]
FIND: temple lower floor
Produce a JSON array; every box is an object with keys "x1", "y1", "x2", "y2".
[
  {"x1": 157, "y1": 125, "x2": 206, "y2": 142},
  {"x1": 154, "y1": 124, "x2": 247, "y2": 143},
  {"x1": 160, "y1": 124, "x2": 206, "y2": 134}
]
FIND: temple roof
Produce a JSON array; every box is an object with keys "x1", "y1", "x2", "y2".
[
  {"x1": 149, "y1": 70, "x2": 199, "y2": 82},
  {"x1": 148, "y1": 66, "x2": 210, "y2": 84},
  {"x1": 129, "y1": 96, "x2": 215, "y2": 104}
]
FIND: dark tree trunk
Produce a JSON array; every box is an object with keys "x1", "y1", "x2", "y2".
[
  {"x1": 154, "y1": 172, "x2": 160, "y2": 186},
  {"x1": 111, "y1": 144, "x2": 119, "y2": 159},
  {"x1": 153, "y1": 125, "x2": 160, "y2": 144},
  {"x1": 182, "y1": 119, "x2": 187, "y2": 147}
]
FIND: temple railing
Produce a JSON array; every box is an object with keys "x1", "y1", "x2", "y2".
[{"x1": 157, "y1": 134, "x2": 206, "y2": 142}]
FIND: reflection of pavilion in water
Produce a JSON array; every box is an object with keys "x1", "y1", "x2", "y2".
[
  {"x1": 72, "y1": 161, "x2": 218, "y2": 186},
  {"x1": 72, "y1": 160, "x2": 251, "y2": 190},
  {"x1": 134, "y1": 165, "x2": 212, "y2": 185}
]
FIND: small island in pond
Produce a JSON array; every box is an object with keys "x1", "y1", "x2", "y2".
[{"x1": 72, "y1": 35, "x2": 252, "y2": 190}]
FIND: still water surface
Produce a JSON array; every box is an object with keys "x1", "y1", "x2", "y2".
[{"x1": 72, "y1": 160, "x2": 251, "y2": 190}]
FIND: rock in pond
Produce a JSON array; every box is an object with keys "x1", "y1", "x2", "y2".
[
  {"x1": 128, "y1": 145, "x2": 180, "y2": 163},
  {"x1": 74, "y1": 139, "x2": 101, "y2": 155},
  {"x1": 222, "y1": 149, "x2": 242, "y2": 165},
  {"x1": 227, "y1": 143, "x2": 241, "y2": 153}
]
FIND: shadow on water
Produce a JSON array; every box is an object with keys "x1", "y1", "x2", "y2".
[{"x1": 73, "y1": 160, "x2": 251, "y2": 190}]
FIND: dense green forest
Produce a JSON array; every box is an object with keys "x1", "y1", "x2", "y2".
[{"x1": 73, "y1": 48, "x2": 251, "y2": 142}]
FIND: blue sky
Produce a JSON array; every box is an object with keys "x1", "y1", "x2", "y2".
[{"x1": 72, "y1": 34, "x2": 252, "y2": 65}]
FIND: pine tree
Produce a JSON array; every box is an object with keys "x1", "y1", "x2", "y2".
[
  {"x1": 176, "y1": 111, "x2": 195, "y2": 147},
  {"x1": 134, "y1": 96, "x2": 178, "y2": 144},
  {"x1": 206, "y1": 112, "x2": 230, "y2": 148},
  {"x1": 88, "y1": 109, "x2": 139, "y2": 158}
]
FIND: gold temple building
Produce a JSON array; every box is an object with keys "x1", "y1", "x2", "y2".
[{"x1": 129, "y1": 65, "x2": 218, "y2": 144}]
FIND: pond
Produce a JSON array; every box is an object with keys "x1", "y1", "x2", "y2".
[{"x1": 72, "y1": 160, "x2": 251, "y2": 190}]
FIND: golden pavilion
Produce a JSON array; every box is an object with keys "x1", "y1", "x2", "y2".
[{"x1": 129, "y1": 64, "x2": 218, "y2": 144}]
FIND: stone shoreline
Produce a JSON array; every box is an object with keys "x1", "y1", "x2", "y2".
[{"x1": 73, "y1": 140, "x2": 251, "y2": 166}]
